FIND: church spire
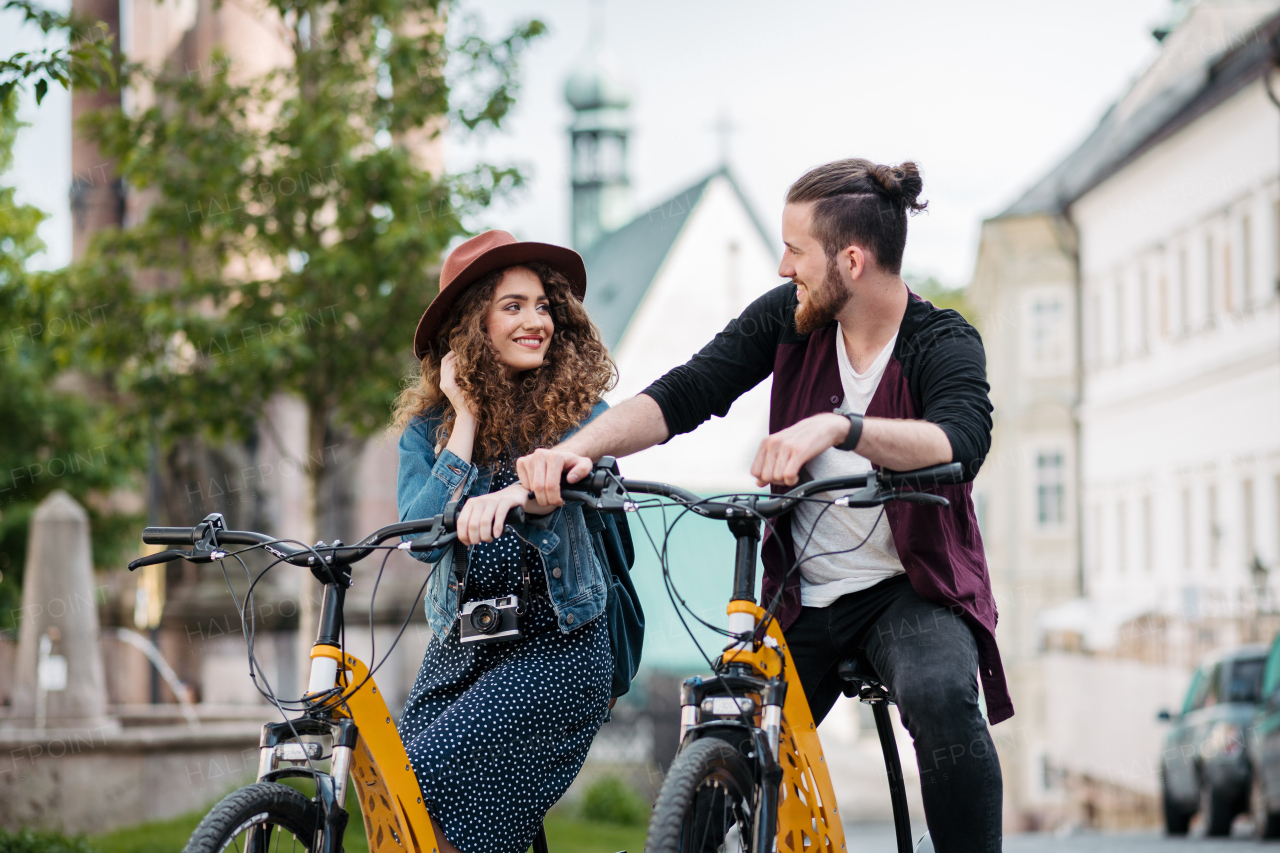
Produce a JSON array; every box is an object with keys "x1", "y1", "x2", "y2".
[{"x1": 564, "y1": 3, "x2": 631, "y2": 251}]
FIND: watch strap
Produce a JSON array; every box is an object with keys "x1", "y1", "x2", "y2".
[{"x1": 834, "y1": 408, "x2": 863, "y2": 452}]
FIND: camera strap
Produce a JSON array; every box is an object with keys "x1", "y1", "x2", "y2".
[
  {"x1": 452, "y1": 540, "x2": 469, "y2": 623},
  {"x1": 453, "y1": 536, "x2": 531, "y2": 617},
  {"x1": 517, "y1": 542, "x2": 532, "y2": 615}
]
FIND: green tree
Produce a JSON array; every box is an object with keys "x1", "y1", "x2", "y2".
[
  {"x1": 44, "y1": 1, "x2": 543, "y2": 644},
  {"x1": 0, "y1": 0, "x2": 115, "y2": 103},
  {"x1": 907, "y1": 273, "x2": 978, "y2": 325},
  {"x1": 0, "y1": 90, "x2": 139, "y2": 631}
]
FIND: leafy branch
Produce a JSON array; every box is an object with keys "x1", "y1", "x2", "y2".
[{"x1": 0, "y1": 0, "x2": 116, "y2": 104}]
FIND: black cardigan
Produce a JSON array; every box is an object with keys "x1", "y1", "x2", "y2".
[{"x1": 643, "y1": 283, "x2": 992, "y2": 478}]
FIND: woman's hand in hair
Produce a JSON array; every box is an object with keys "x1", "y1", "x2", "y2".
[
  {"x1": 456, "y1": 483, "x2": 553, "y2": 545},
  {"x1": 441, "y1": 351, "x2": 478, "y2": 472},
  {"x1": 440, "y1": 351, "x2": 477, "y2": 420}
]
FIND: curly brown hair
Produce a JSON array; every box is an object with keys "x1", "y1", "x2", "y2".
[{"x1": 391, "y1": 262, "x2": 617, "y2": 463}]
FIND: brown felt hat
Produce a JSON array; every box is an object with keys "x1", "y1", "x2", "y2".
[{"x1": 413, "y1": 230, "x2": 587, "y2": 360}]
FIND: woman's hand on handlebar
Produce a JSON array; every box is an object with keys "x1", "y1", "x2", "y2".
[
  {"x1": 517, "y1": 447, "x2": 593, "y2": 507},
  {"x1": 456, "y1": 483, "x2": 551, "y2": 545}
]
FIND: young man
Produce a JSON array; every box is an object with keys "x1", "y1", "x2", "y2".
[{"x1": 518, "y1": 159, "x2": 1007, "y2": 851}]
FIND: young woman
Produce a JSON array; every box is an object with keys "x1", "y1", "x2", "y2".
[{"x1": 391, "y1": 230, "x2": 617, "y2": 853}]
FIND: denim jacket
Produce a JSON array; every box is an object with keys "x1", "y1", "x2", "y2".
[{"x1": 397, "y1": 400, "x2": 610, "y2": 639}]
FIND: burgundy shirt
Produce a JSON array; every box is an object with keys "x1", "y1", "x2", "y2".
[{"x1": 643, "y1": 284, "x2": 1012, "y2": 724}]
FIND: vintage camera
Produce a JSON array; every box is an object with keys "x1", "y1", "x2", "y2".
[{"x1": 459, "y1": 596, "x2": 522, "y2": 645}]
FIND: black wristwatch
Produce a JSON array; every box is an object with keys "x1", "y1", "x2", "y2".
[{"x1": 833, "y1": 407, "x2": 863, "y2": 452}]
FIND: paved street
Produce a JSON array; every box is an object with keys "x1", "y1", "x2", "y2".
[{"x1": 844, "y1": 822, "x2": 1277, "y2": 852}]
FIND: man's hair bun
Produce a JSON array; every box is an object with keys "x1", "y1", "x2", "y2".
[
  {"x1": 785, "y1": 157, "x2": 929, "y2": 274},
  {"x1": 869, "y1": 162, "x2": 927, "y2": 213}
]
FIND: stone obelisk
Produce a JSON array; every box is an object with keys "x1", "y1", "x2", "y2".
[{"x1": 10, "y1": 490, "x2": 111, "y2": 730}]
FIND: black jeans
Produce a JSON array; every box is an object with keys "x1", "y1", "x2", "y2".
[{"x1": 785, "y1": 574, "x2": 1002, "y2": 853}]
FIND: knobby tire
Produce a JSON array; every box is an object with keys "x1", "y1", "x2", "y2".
[
  {"x1": 647, "y1": 736, "x2": 757, "y2": 853},
  {"x1": 183, "y1": 782, "x2": 321, "y2": 853}
]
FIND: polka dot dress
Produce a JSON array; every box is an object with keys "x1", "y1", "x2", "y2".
[{"x1": 399, "y1": 462, "x2": 613, "y2": 853}]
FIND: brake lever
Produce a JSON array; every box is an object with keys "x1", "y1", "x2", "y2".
[
  {"x1": 575, "y1": 474, "x2": 639, "y2": 512},
  {"x1": 894, "y1": 491, "x2": 951, "y2": 508},
  {"x1": 127, "y1": 549, "x2": 192, "y2": 571},
  {"x1": 405, "y1": 530, "x2": 458, "y2": 552}
]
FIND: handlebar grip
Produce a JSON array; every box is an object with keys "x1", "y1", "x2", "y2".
[
  {"x1": 127, "y1": 549, "x2": 191, "y2": 571},
  {"x1": 142, "y1": 527, "x2": 194, "y2": 546},
  {"x1": 560, "y1": 464, "x2": 611, "y2": 496},
  {"x1": 407, "y1": 505, "x2": 528, "y2": 554},
  {"x1": 881, "y1": 462, "x2": 965, "y2": 488}
]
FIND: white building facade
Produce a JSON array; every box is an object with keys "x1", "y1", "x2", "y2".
[
  {"x1": 1076, "y1": 73, "x2": 1280, "y2": 630},
  {"x1": 971, "y1": 0, "x2": 1280, "y2": 828}
]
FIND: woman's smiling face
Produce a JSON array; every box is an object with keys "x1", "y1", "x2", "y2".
[{"x1": 485, "y1": 266, "x2": 554, "y2": 374}]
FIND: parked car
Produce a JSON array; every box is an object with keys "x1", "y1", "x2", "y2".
[
  {"x1": 1248, "y1": 632, "x2": 1280, "y2": 837},
  {"x1": 1159, "y1": 645, "x2": 1266, "y2": 836}
]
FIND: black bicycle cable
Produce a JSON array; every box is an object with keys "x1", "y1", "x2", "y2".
[
  {"x1": 606, "y1": 475, "x2": 765, "y2": 713},
  {"x1": 226, "y1": 538, "x2": 336, "y2": 709},
  {"x1": 217, "y1": 547, "x2": 325, "y2": 779},
  {"x1": 633, "y1": 486, "x2": 852, "y2": 643},
  {"x1": 289, "y1": 512, "x2": 543, "y2": 712},
  {"x1": 610, "y1": 474, "x2": 884, "y2": 679},
  {"x1": 188, "y1": 527, "x2": 450, "y2": 791},
  {"x1": 755, "y1": 503, "x2": 887, "y2": 643},
  {"x1": 216, "y1": 535, "x2": 394, "y2": 713},
  {"x1": 324, "y1": 546, "x2": 435, "y2": 708},
  {"x1": 224, "y1": 539, "x2": 435, "y2": 760},
  {"x1": 614, "y1": 479, "x2": 782, "y2": 724}
]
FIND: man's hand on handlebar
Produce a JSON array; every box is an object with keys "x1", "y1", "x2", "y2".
[
  {"x1": 517, "y1": 447, "x2": 593, "y2": 507},
  {"x1": 751, "y1": 414, "x2": 848, "y2": 487}
]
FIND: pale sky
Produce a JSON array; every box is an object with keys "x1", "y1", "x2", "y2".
[{"x1": 3, "y1": 0, "x2": 1172, "y2": 283}]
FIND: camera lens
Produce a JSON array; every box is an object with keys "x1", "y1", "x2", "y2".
[{"x1": 469, "y1": 603, "x2": 500, "y2": 634}]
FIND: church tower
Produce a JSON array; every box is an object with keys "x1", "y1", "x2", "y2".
[{"x1": 564, "y1": 46, "x2": 632, "y2": 251}]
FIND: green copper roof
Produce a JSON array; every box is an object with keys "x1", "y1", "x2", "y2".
[{"x1": 582, "y1": 167, "x2": 776, "y2": 351}]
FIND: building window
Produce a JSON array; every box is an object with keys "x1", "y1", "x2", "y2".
[
  {"x1": 1224, "y1": 233, "x2": 1235, "y2": 315},
  {"x1": 1118, "y1": 500, "x2": 1128, "y2": 574},
  {"x1": 1178, "y1": 246, "x2": 1190, "y2": 334},
  {"x1": 1142, "y1": 494, "x2": 1154, "y2": 573},
  {"x1": 1159, "y1": 268, "x2": 1170, "y2": 338},
  {"x1": 1273, "y1": 200, "x2": 1280, "y2": 297},
  {"x1": 1114, "y1": 278, "x2": 1125, "y2": 360},
  {"x1": 1028, "y1": 294, "x2": 1068, "y2": 370},
  {"x1": 1138, "y1": 268, "x2": 1150, "y2": 351},
  {"x1": 1242, "y1": 214, "x2": 1253, "y2": 312},
  {"x1": 1182, "y1": 488, "x2": 1193, "y2": 572},
  {"x1": 1205, "y1": 233, "x2": 1217, "y2": 326},
  {"x1": 1036, "y1": 452, "x2": 1066, "y2": 527},
  {"x1": 1244, "y1": 478, "x2": 1256, "y2": 568},
  {"x1": 1086, "y1": 290, "x2": 1102, "y2": 367},
  {"x1": 1090, "y1": 504, "x2": 1102, "y2": 579},
  {"x1": 1209, "y1": 484, "x2": 1220, "y2": 570}
]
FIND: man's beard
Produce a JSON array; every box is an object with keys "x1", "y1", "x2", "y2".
[{"x1": 793, "y1": 256, "x2": 849, "y2": 335}]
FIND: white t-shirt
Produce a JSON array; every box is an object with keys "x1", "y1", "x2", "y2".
[{"x1": 792, "y1": 328, "x2": 904, "y2": 607}]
